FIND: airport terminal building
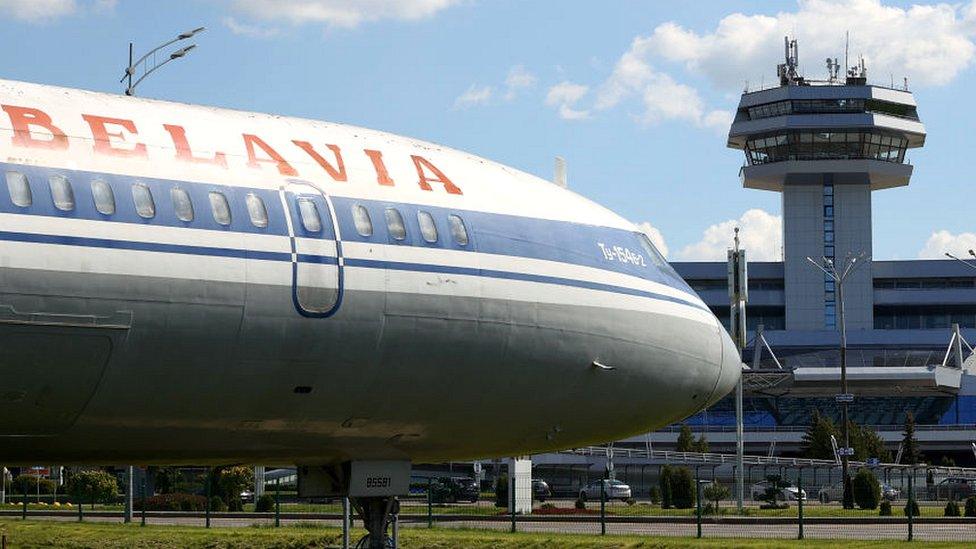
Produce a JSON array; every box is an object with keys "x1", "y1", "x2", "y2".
[{"x1": 655, "y1": 46, "x2": 976, "y2": 460}]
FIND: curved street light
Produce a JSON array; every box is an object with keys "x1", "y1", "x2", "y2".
[
  {"x1": 945, "y1": 250, "x2": 976, "y2": 272},
  {"x1": 121, "y1": 27, "x2": 205, "y2": 96}
]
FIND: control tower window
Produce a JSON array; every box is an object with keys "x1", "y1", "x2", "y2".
[
  {"x1": 745, "y1": 130, "x2": 907, "y2": 165},
  {"x1": 746, "y1": 98, "x2": 916, "y2": 121}
]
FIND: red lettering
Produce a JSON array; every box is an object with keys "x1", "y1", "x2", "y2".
[
  {"x1": 163, "y1": 124, "x2": 227, "y2": 168},
  {"x1": 364, "y1": 149, "x2": 394, "y2": 187},
  {"x1": 82, "y1": 114, "x2": 147, "y2": 158},
  {"x1": 292, "y1": 141, "x2": 347, "y2": 182},
  {"x1": 243, "y1": 134, "x2": 298, "y2": 176},
  {"x1": 411, "y1": 155, "x2": 462, "y2": 195},
  {"x1": 1, "y1": 105, "x2": 68, "y2": 150}
]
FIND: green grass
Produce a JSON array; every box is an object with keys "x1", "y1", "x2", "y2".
[{"x1": 0, "y1": 520, "x2": 965, "y2": 549}]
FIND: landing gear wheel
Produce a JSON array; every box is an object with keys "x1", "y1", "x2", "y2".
[{"x1": 352, "y1": 496, "x2": 400, "y2": 549}]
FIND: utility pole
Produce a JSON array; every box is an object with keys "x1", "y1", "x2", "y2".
[
  {"x1": 807, "y1": 252, "x2": 865, "y2": 509},
  {"x1": 728, "y1": 228, "x2": 747, "y2": 512}
]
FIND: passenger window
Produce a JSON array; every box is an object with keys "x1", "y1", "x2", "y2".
[
  {"x1": 132, "y1": 184, "x2": 155, "y2": 219},
  {"x1": 245, "y1": 193, "x2": 268, "y2": 228},
  {"x1": 297, "y1": 198, "x2": 322, "y2": 232},
  {"x1": 448, "y1": 214, "x2": 468, "y2": 246},
  {"x1": 209, "y1": 191, "x2": 232, "y2": 226},
  {"x1": 352, "y1": 204, "x2": 373, "y2": 237},
  {"x1": 171, "y1": 187, "x2": 193, "y2": 222},
  {"x1": 49, "y1": 174, "x2": 74, "y2": 211},
  {"x1": 5, "y1": 171, "x2": 31, "y2": 207},
  {"x1": 418, "y1": 210, "x2": 438, "y2": 243},
  {"x1": 385, "y1": 208, "x2": 406, "y2": 241},
  {"x1": 90, "y1": 179, "x2": 115, "y2": 215}
]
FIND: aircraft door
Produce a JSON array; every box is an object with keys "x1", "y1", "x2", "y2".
[{"x1": 278, "y1": 182, "x2": 344, "y2": 317}]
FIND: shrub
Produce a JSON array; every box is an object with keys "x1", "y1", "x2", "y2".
[
  {"x1": 904, "y1": 499, "x2": 920, "y2": 517},
  {"x1": 880, "y1": 500, "x2": 892, "y2": 516},
  {"x1": 255, "y1": 494, "x2": 275, "y2": 513},
  {"x1": 134, "y1": 493, "x2": 207, "y2": 511},
  {"x1": 945, "y1": 500, "x2": 961, "y2": 517},
  {"x1": 659, "y1": 466, "x2": 674, "y2": 509},
  {"x1": 209, "y1": 496, "x2": 227, "y2": 512},
  {"x1": 625, "y1": 497, "x2": 636, "y2": 506},
  {"x1": 574, "y1": 497, "x2": 585, "y2": 510},
  {"x1": 703, "y1": 482, "x2": 730, "y2": 511},
  {"x1": 540, "y1": 503, "x2": 556, "y2": 510},
  {"x1": 648, "y1": 486, "x2": 661, "y2": 505},
  {"x1": 670, "y1": 467, "x2": 695, "y2": 509},
  {"x1": 494, "y1": 474, "x2": 508, "y2": 508},
  {"x1": 852, "y1": 469, "x2": 881, "y2": 510},
  {"x1": 65, "y1": 469, "x2": 118, "y2": 507},
  {"x1": 13, "y1": 475, "x2": 56, "y2": 495},
  {"x1": 965, "y1": 496, "x2": 976, "y2": 518}
]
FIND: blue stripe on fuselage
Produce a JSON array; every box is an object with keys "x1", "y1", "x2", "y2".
[{"x1": 0, "y1": 161, "x2": 702, "y2": 308}]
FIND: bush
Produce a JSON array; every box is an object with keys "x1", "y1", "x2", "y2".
[
  {"x1": 703, "y1": 482, "x2": 730, "y2": 511},
  {"x1": 134, "y1": 493, "x2": 207, "y2": 511},
  {"x1": 625, "y1": 497, "x2": 636, "y2": 506},
  {"x1": 670, "y1": 467, "x2": 695, "y2": 509},
  {"x1": 65, "y1": 469, "x2": 118, "y2": 506},
  {"x1": 255, "y1": 494, "x2": 275, "y2": 513},
  {"x1": 659, "y1": 466, "x2": 674, "y2": 509},
  {"x1": 880, "y1": 500, "x2": 892, "y2": 516},
  {"x1": 648, "y1": 486, "x2": 661, "y2": 505},
  {"x1": 852, "y1": 469, "x2": 881, "y2": 510},
  {"x1": 209, "y1": 495, "x2": 227, "y2": 512},
  {"x1": 904, "y1": 499, "x2": 920, "y2": 517},
  {"x1": 13, "y1": 475, "x2": 56, "y2": 495},
  {"x1": 494, "y1": 475, "x2": 508, "y2": 508},
  {"x1": 945, "y1": 500, "x2": 961, "y2": 517},
  {"x1": 574, "y1": 497, "x2": 585, "y2": 510},
  {"x1": 965, "y1": 496, "x2": 976, "y2": 518}
]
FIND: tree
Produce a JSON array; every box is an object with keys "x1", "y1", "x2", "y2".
[
  {"x1": 670, "y1": 467, "x2": 696, "y2": 509},
  {"x1": 801, "y1": 410, "x2": 839, "y2": 460},
  {"x1": 216, "y1": 466, "x2": 253, "y2": 512},
  {"x1": 703, "y1": 482, "x2": 730, "y2": 511},
  {"x1": 676, "y1": 424, "x2": 695, "y2": 453},
  {"x1": 852, "y1": 468, "x2": 881, "y2": 510},
  {"x1": 66, "y1": 469, "x2": 118, "y2": 509},
  {"x1": 150, "y1": 466, "x2": 179, "y2": 495},
  {"x1": 692, "y1": 433, "x2": 709, "y2": 454},
  {"x1": 849, "y1": 422, "x2": 892, "y2": 463},
  {"x1": 659, "y1": 466, "x2": 674, "y2": 509},
  {"x1": 901, "y1": 411, "x2": 922, "y2": 465}
]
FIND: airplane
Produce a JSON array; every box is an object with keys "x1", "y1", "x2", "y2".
[{"x1": 0, "y1": 78, "x2": 740, "y2": 545}]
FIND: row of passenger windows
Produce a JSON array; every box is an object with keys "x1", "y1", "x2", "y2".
[
  {"x1": 4, "y1": 170, "x2": 470, "y2": 246},
  {"x1": 351, "y1": 203, "x2": 469, "y2": 246}
]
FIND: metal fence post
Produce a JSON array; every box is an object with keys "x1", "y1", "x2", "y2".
[
  {"x1": 907, "y1": 471, "x2": 914, "y2": 542},
  {"x1": 205, "y1": 468, "x2": 211, "y2": 529},
  {"x1": 600, "y1": 480, "x2": 606, "y2": 536},
  {"x1": 140, "y1": 473, "x2": 146, "y2": 527},
  {"x1": 427, "y1": 477, "x2": 433, "y2": 528},
  {"x1": 274, "y1": 478, "x2": 280, "y2": 528},
  {"x1": 78, "y1": 492, "x2": 83, "y2": 522},
  {"x1": 695, "y1": 466, "x2": 702, "y2": 539},
  {"x1": 510, "y1": 474, "x2": 516, "y2": 533},
  {"x1": 797, "y1": 470, "x2": 804, "y2": 540},
  {"x1": 20, "y1": 483, "x2": 26, "y2": 520}
]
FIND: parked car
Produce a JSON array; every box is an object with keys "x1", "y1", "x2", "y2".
[
  {"x1": 531, "y1": 479, "x2": 552, "y2": 502},
  {"x1": 817, "y1": 481, "x2": 899, "y2": 503},
  {"x1": 578, "y1": 479, "x2": 631, "y2": 502},
  {"x1": 430, "y1": 476, "x2": 479, "y2": 503},
  {"x1": 750, "y1": 480, "x2": 806, "y2": 502},
  {"x1": 931, "y1": 477, "x2": 976, "y2": 501}
]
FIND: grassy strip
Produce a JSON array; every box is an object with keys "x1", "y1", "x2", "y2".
[{"x1": 0, "y1": 520, "x2": 967, "y2": 549}]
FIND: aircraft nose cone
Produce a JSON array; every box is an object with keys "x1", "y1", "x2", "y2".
[{"x1": 705, "y1": 328, "x2": 742, "y2": 407}]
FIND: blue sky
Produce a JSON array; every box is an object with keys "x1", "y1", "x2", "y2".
[{"x1": 1, "y1": 0, "x2": 975, "y2": 261}]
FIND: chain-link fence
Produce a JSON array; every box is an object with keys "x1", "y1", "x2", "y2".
[{"x1": 3, "y1": 461, "x2": 976, "y2": 542}]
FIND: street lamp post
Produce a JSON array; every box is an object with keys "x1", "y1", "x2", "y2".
[
  {"x1": 807, "y1": 252, "x2": 866, "y2": 509},
  {"x1": 945, "y1": 250, "x2": 976, "y2": 272},
  {"x1": 121, "y1": 27, "x2": 205, "y2": 96}
]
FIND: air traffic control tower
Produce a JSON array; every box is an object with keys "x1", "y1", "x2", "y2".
[{"x1": 727, "y1": 39, "x2": 927, "y2": 331}]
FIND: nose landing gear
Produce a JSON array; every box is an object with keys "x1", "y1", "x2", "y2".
[{"x1": 351, "y1": 496, "x2": 400, "y2": 549}]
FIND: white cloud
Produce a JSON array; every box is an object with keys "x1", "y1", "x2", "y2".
[
  {"x1": 593, "y1": 35, "x2": 731, "y2": 132},
  {"x1": 503, "y1": 65, "x2": 537, "y2": 100},
  {"x1": 637, "y1": 221, "x2": 669, "y2": 258},
  {"x1": 453, "y1": 84, "x2": 493, "y2": 109},
  {"x1": 0, "y1": 0, "x2": 76, "y2": 21},
  {"x1": 223, "y1": 16, "x2": 279, "y2": 38},
  {"x1": 227, "y1": 0, "x2": 461, "y2": 29},
  {"x1": 646, "y1": 0, "x2": 976, "y2": 89},
  {"x1": 545, "y1": 81, "x2": 590, "y2": 120},
  {"x1": 676, "y1": 209, "x2": 783, "y2": 261},
  {"x1": 918, "y1": 230, "x2": 976, "y2": 259}
]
